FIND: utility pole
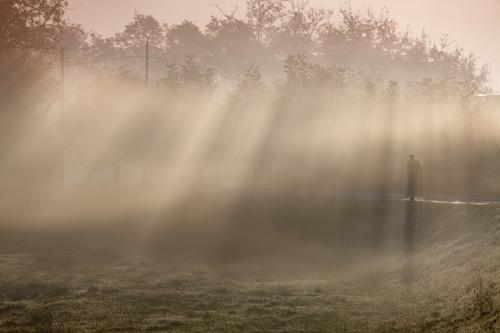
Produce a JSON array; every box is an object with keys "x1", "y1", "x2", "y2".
[
  {"x1": 60, "y1": 46, "x2": 65, "y2": 113},
  {"x1": 143, "y1": 39, "x2": 150, "y2": 185},
  {"x1": 145, "y1": 39, "x2": 149, "y2": 85},
  {"x1": 60, "y1": 46, "x2": 66, "y2": 183}
]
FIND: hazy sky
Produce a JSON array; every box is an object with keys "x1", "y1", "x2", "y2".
[{"x1": 66, "y1": 0, "x2": 500, "y2": 91}]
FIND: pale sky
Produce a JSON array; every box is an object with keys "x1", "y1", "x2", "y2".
[{"x1": 66, "y1": 0, "x2": 500, "y2": 91}]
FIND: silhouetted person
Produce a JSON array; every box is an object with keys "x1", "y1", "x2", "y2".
[
  {"x1": 406, "y1": 154, "x2": 422, "y2": 201},
  {"x1": 403, "y1": 155, "x2": 422, "y2": 284}
]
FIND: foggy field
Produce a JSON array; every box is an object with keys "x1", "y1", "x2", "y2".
[
  {"x1": 2, "y1": 0, "x2": 500, "y2": 331},
  {"x1": 2, "y1": 196, "x2": 500, "y2": 333}
]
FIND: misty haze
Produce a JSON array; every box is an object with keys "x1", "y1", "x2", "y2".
[{"x1": 1, "y1": 0, "x2": 500, "y2": 332}]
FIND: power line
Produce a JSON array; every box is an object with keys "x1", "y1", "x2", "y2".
[
  {"x1": 64, "y1": 55, "x2": 145, "y2": 67},
  {"x1": 6, "y1": 46, "x2": 237, "y2": 80},
  {"x1": 43, "y1": 53, "x2": 235, "y2": 80}
]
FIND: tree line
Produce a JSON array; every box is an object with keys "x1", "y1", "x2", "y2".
[{"x1": 0, "y1": 0, "x2": 497, "y2": 197}]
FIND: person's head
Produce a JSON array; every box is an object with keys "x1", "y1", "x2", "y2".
[{"x1": 409, "y1": 154, "x2": 415, "y2": 160}]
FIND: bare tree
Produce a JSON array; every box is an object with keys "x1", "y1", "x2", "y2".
[{"x1": 246, "y1": 0, "x2": 285, "y2": 43}]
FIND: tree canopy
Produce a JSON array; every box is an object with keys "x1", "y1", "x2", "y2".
[
  {"x1": 0, "y1": 0, "x2": 66, "y2": 52},
  {"x1": 54, "y1": 1, "x2": 487, "y2": 91}
]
